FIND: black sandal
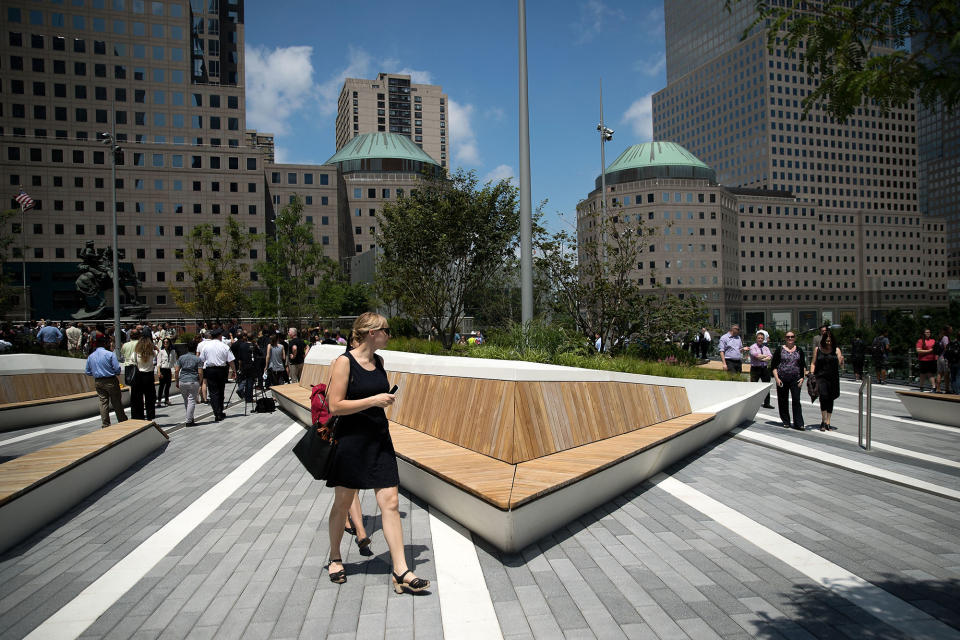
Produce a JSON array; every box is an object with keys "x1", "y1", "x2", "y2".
[
  {"x1": 357, "y1": 537, "x2": 373, "y2": 557},
  {"x1": 392, "y1": 569, "x2": 429, "y2": 594},
  {"x1": 328, "y1": 558, "x2": 346, "y2": 584},
  {"x1": 344, "y1": 515, "x2": 356, "y2": 536}
]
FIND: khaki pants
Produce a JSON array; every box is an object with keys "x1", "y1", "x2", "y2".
[
  {"x1": 288, "y1": 363, "x2": 303, "y2": 384},
  {"x1": 95, "y1": 376, "x2": 127, "y2": 427}
]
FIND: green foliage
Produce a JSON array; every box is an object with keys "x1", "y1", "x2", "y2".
[
  {"x1": 170, "y1": 216, "x2": 253, "y2": 323},
  {"x1": 728, "y1": 0, "x2": 960, "y2": 121},
  {"x1": 381, "y1": 337, "x2": 737, "y2": 381},
  {"x1": 252, "y1": 196, "x2": 344, "y2": 328},
  {"x1": 376, "y1": 169, "x2": 520, "y2": 349},
  {"x1": 388, "y1": 316, "x2": 419, "y2": 339},
  {"x1": 625, "y1": 341, "x2": 699, "y2": 366},
  {"x1": 536, "y1": 213, "x2": 707, "y2": 352},
  {"x1": 339, "y1": 282, "x2": 374, "y2": 316},
  {"x1": 486, "y1": 319, "x2": 592, "y2": 356}
]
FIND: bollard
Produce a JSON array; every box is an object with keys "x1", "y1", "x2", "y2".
[{"x1": 858, "y1": 374, "x2": 872, "y2": 451}]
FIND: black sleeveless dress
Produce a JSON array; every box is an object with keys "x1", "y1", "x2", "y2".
[{"x1": 325, "y1": 351, "x2": 399, "y2": 489}]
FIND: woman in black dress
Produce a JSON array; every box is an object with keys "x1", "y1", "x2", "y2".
[
  {"x1": 810, "y1": 329, "x2": 843, "y2": 431},
  {"x1": 325, "y1": 313, "x2": 429, "y2": 594}
]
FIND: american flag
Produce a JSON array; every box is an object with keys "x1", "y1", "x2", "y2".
[{"x1": 15, "y1": 189, "x2": 34, "y2": 211}]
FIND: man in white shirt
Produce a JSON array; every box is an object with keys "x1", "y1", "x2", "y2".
[
  {"x1": 700, "y1": 327, "x2": 712, "y2": 360},
  {"x1": 756, "y1": 323, "x2": 770, "y2": 345},
  {"x1": 198, "y1": 330, "x2": 236, "y2": 421}
]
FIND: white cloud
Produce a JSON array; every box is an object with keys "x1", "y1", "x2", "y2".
[
  {"x1": 573, "y1": 0, "x2": 625, "y2": 45},
  {"x1": 622, "y1": 92, "x2": 655, "y2": 141},
  {"x1": 245, "y1": 45, "x2": 316, "y2": 135},
  {"x1": 483, "y1": 164, "x2": 515, "y2": 184},
  {"x1": 449, "y1": 99, "x2": 480, "y2": 166},
  {"x1": 316, "y1": 46, "x2": 374, "y2": 116},
  {"x1": 485, "y1": 106, "x2": 506, "y2": 122},
  {"x1": 394, "y1": 67, "x2": 434, "y2": 85},
  {"x1": 644, "y1": 6, "x2": 664, "y2": 37},
  {"x1": 635, "y1": 52, "x2": 666, "y2": 77}
]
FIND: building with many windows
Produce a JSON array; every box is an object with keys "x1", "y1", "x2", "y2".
[
  {"x1": 648, "y1": 0, "x2": 948, "y2": 328},
  {"x1": 335, "y1": 73, "x2": 448, "y2": 171},
  {"x1": 578, "y1": 142, "x2": 947, "y2": 332},
  {"x1": 0, "y1": 1, "x2": 443, "y2": 320}
]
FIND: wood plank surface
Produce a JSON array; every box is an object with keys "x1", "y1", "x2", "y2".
[
  {"x1": 0, "y1": 420, "x2": 161, "y2": 505},
  {"x1": 509, "y1": 412, "x2": 713, "y2": 507},
  {"x1": 0, "y1": 389, "x2": 100, "y2": 411},
  {"x1": 389, "y1": 422, "x2": 516, "y2": 509},
  {"x1": 896, "y1": 390, "x2": 960, "y2": 403},
  {"x1": 0, "y1": 372, "x2": 97, "y2": 405}
]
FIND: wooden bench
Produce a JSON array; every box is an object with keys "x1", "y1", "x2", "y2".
[
  {"x1": 0, "y1": 420, "x2": 169, "y2": 554},
  {"x1": 390, "y1": 413, "x2": 714, "y2": 510},
  {"x1": 896, "y1": 390, "x2": 960, "y2": 427},
  {"x1": 0, "y1": 369, "x2": 135, "y2": 431}
]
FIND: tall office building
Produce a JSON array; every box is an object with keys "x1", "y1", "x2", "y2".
[
  {"x1": 335, "y1": 73, "x2": 448, "y2": 170},
  {"x1": 651, "y1": 1, "x2": 947, "y2": 326}
]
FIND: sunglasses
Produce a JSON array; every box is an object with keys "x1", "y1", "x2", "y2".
[
  {"x1": 785, "y1": 335, "x2": 796, "y2": 339},
  {"x1": 375, "y1": 327, "x2": 391, "y2": 336}
]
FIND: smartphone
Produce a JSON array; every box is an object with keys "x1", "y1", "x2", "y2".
[{"x1": 389, "y1": 384, "x2": 399, "y2": 395}]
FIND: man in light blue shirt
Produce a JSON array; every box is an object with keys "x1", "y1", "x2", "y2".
[
  {"x1": 718, "y1": 324, "x2": 747, "y2": 374},
  {"x1": 85, "y1": 332, "x2": 127, "y2": 427},
  {"x1": 36, "y1": 321, "x2": 63, "y2": 350}
]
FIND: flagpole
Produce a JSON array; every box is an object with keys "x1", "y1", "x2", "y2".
[{"x1": 20, "y1": 203, "x2": 27, "y2": 322}]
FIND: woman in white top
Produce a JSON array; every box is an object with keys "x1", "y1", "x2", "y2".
[
  {"x1": 130, "y1": 335, "x2": 158, "y2": 420},
  {"x1": 156, "y1": 337, "x2": 176, "y2": 407}
]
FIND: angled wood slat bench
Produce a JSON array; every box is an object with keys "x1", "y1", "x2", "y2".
[
  {"x1": 896, "y1": 390, "x2": 960, "y2": 428},
  {"x1": 0, "y1": 419, "x2": 168, "y2": 554},
  {"x1": 272, "y1": 346, "x2": 766, "y2": 551},
  {"x1": 0, "y1": 355, "x2": 132, "y2": 431}
]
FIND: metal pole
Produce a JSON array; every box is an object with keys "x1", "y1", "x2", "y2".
[
  {"x1": 110, "y1": 129, "x2": 121, "y2": 360},
  {"x1": 865, "y1": 374, "x2": 872, "y2": 450},
  {"x1": 518, "y1": 0, "x2": 533, "y2": 324},
  {"x1": 600, "y1": 78, "x2": 606, "y2": 245},
  {"x1": 858, "y1": 376, "x2": 864, "y2": 448},
  {"x1": 20, "y1": 205, "x2": 27, "y2": 322}
]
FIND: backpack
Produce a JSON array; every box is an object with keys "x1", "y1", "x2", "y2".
[
  {"x1": 946, "y1": 340, "x2": 960, "y2": 365},
  {"x1": 933, "y1": 339, "x2": 944, "y2": 357},
  {"x1": 872, "y1": 337, "x2": 886, "y2": 360},
  {"x1": 311, "y1": 383, "x2": 332, "y2": 427}
]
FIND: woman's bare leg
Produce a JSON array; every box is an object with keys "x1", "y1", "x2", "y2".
[
  {"x1": 328, "y1": 487, "x2": 356, "y2": 574},
  {"x1": 347, "y1": 494, "x2": 368, "y2": 539},
  {"x1": 375, "y1": 486, "x2": 418, "y2": 579}
]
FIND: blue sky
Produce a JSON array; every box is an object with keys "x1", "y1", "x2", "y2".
[{"x1": 244, "y1": 0, "x2": 666, "y2": 233}]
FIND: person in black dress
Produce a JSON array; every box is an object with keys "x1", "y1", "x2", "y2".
[
  {"x1": 810, "y1": 329, "x2": 843, "y2": 431},
  {"x1": 325, "y1": 313, "x2": 429, "y2": 594}
]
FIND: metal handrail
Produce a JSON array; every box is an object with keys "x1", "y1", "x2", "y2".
[{"x1": 858, "y1": 374, "x2": 872, "y2": 450}]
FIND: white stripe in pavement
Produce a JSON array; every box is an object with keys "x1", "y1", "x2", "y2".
[
  {"x1": 839, "y1": 379, "x2": 913, "y2": 391},
  {"x1": 0, "y1": 415, "x2": 100, "y2": 446},
  {"x1": 25, "y1": 421, "x2": 303, "y2": 640},
  {"x1": 838, "y1": 390, "x2": 898, "y2": 402},
  {"x1": 652, "y1": 474, "x2": 960, "y2": 639},
  {"x1": 732, "y1": 427, "x2": 960, "y2": 501},
  {"x1": 829, "y1": 405, "x2": 960, "y2": 433},
  {"x1": 754, "y1": 412, "x2": 960, "y2": 470},
  {"x1": 429, "y1": 509, "x2": 503, "y2": 640}
]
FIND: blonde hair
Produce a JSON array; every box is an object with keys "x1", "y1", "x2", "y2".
[
  {"x1": 352, "y1": 312, "x2": 388, "y2": 344},
  {"x1": 135, "y1": 335, "x2": 155, "y2": 361}
]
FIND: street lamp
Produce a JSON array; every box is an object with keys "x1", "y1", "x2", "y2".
[
  {"x1": 99, "y1": 131, "x2": 122, "y2": 358},
  {"x1": 597, "y1": 79, "x2": 614, "y2": 247}
]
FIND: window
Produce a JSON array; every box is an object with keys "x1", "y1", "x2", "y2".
[
  {"x1": 288, "y1": 173, "x2": 297, "y2": 184},
  {"x1": 247, "y1": 157, "x2": 256, "y2": 170}
]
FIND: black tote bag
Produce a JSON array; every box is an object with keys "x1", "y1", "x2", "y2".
[{"x1": 292, "y1": 418, "x2": 339, "y2": 480}]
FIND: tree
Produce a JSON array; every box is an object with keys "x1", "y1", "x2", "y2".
[
  {"x1": 727, "y1": 0, "x2": 960, "y2": 121},
  {"x1": 376, "y1": 169, "x2": 520, "y2": 348},
  {"x1": 537, "y1": 214, "x2": 653, "y2": 352},
  {"x1": 537, "y1": 214, "x2": 707, "y2": 353},
  {"x1": 170, "y1": 216, "x2": 254, "y2": 323},
  {"x1": 339, "y1": 282, "x2": 374, "y2": 316},
  {"x1": 0, "y1": 209, "x2": 18, "y2": 311},
  {"x1": 252, "y1": 195, "x2": 344, "y2": 328}
]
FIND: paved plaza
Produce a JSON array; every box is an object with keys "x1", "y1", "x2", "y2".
[{"x1": 1, "y1": 378, "x2": 958, "y2": 639}]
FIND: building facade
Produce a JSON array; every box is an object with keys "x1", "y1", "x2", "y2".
[
  {"x1": 650, "y1": 1, "x2": 948, "y2": 327},
  {"x1": 578, "y1": 142, "x2": 947, "y2": 332},
  {"x1": 335, "y1": 73, "x2": 448, "y2": 171},
  {"x1": 0, "y1": 1, "x2": 441, "y2": 320}
]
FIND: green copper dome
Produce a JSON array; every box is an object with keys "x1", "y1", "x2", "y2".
[
  {"x1": 325, "y1": 133, "x2": 441, "y2": 175},
  {"x1": 596, "y1": 141, "x2": 716, "y2": 188}
]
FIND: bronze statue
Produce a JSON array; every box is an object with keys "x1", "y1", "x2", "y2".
[{"x1": 73, "y1": 241, "x2": 148, "y2": 319}]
